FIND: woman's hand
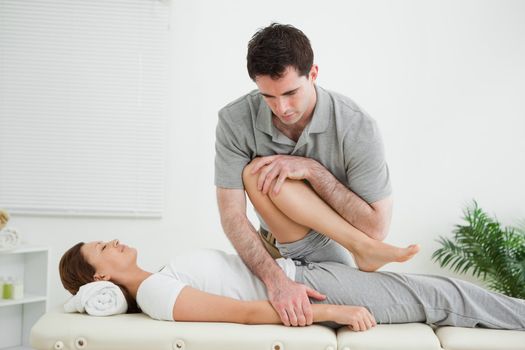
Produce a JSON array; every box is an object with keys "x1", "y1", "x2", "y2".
[{"x1": 332, "y1": 305, "x2": 377, "y2": 331}]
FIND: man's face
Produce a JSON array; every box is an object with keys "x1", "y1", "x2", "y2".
[{"x1": 255, "y1": 65, "x2": 318, "y2": 126}]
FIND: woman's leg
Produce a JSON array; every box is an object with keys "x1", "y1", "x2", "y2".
[
  {"x1": 297, "y1": 262, "x2": 525, "y2": 330},
  {"x1": 242, "y1": 163, "x2": 419, "y2": 272},
  {"x1": 242, "y1": 167, "x2": 311, "y2": 244}
]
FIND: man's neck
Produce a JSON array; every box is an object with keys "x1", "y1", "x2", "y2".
[{"x1": 272, "y1": 114, "x2": 308, "y2": 142}]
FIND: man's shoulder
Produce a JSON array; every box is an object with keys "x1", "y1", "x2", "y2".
[
  {"x1": 321, "y1": 87, "x2": 380, "y2": 141},
  {"x1": 218, "y1": 89, "x2": 261, "y2": 120},
  {"x1": 322, "y1": 87, "x2": 366, "y2": 117}
]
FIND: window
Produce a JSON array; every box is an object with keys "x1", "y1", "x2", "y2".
[{"x1": 0, "y1": 0, "x2": 169, "y2": 217}]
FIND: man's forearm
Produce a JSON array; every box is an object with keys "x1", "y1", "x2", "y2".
[
  {"x1": 307, "y1": 160, "x2": 388, "y2": 240},
  {"x1": 220, "y1": 212, "x2": 286, "y2": 287}
]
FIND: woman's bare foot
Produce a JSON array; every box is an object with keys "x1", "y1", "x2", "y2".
[{"x1": 351, "y1": 240, "x2": 420, "y2": 272}]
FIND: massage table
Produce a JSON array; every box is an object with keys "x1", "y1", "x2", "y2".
[{"x1": 30, "y1": 309, "x2": 525, "y2": 350}]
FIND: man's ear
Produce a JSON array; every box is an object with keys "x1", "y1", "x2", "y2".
[
  {"x1": 93, "y1": 273, "x2": 111, "y2": 281},
  {"x1": 309, "y1": 64, "x2": 319, "y2": 82}
]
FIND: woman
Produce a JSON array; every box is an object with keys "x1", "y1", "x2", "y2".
[{"x1": 59, "y1": 165, "x2": 525, "y2": 331}]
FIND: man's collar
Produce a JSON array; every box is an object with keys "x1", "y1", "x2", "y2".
[
  {"x1": 308, "y1": 85, "x2": 330, "y2": 134},
  {"x1": 255, "y1": 99, "x2": 273, "y2": 136},
  {"x1": 255, "y1": 85, "x2": 330, "y2": 138}
]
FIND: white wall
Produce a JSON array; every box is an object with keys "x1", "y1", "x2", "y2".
[{"x1": 6, "y1": 0, "x2": 525, "y2": 309}]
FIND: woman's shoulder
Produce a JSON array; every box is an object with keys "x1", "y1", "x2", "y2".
[{"x1": 136, "y1": 272, "x2": 187, "y2": 321}]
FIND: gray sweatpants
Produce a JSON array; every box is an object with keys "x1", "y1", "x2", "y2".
[{"x1": 277, "y1": 231, "x2": 525, "y2": 330}]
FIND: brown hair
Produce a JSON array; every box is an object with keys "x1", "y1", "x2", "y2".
[
  {"x1": 59, "y1": 242, "x2": 140, "y2": 313},
  {"x1": 247, "y1": 23, "x2": 314, "y2": 81}
]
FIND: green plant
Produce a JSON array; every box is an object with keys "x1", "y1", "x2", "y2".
[{"x1": 432, "y1": 201, "x2": 525, "y2": 298}]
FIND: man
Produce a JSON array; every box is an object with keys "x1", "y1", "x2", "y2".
[{"x1": 215, "y1": 23, "x2": 393, "y2": 327}]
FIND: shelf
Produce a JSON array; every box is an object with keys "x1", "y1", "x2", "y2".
[
  {"x1": 0, "y1": 245, "x2": 49, "y2": 255},
  {"x1": 0, "y1": 244, "x2": 48, "y2": 350},
  {"x1": 0, "y1": 293, "x2": 47, "y2": 307}
]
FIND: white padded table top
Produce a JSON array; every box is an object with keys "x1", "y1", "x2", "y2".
[
  {"x1": 336, "y1": 323, "x2": 443, "y2": 350},
  {"x1": 30, "y1": 309, "x2": 525, "y2": 350},
  {"x1": 435, "y1": 326, "x2": 525, "y2": 350},
  {"x1": 30, "y1": 309, "x2": 337, "y2": 350}
]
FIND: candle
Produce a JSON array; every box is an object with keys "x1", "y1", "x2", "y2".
[{"x1": 2, "y1": 277, "x2": 13, "y2": 299}]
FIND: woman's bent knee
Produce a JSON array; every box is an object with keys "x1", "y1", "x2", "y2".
[{"x1": 242, "y1": 158, "x2": 260, "y2": 188}]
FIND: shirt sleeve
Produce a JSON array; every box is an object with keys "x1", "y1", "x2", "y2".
[
  {"x1": 214, "y1": 110, "x2": 252, "y2": 189},
  {"x1": 344, "y1": 120, "x2": 392, "y2": 204},
  {"x1": 136, "y1": 273, "x2": 187, "y2": 321}
]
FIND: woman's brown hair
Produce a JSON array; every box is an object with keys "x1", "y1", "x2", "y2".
[{"x1": 59, "y1": 242, "x2": 140, "y2": 313}]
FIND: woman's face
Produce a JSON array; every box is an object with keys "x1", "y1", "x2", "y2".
[{"x1": 81, "y1": 239, "x2": 137, "y2": 282}]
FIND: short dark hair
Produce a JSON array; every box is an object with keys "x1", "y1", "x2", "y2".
[{"x1": 247, "y1": 23, "x2": 314, "y2": 81}]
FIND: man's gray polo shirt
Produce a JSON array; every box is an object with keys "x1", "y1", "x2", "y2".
[{"x1": 215, "y1": 85, "x2": 391, "y2": 205}]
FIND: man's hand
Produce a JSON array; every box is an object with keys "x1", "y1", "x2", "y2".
[
  {"x1": 267, "y1": 276, "x2": 326, "y2": 326},
  {"x1": 250, "y1": 155, "x2": 318, "y2": 195}
]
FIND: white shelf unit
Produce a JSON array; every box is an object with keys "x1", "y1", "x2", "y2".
[{"x1": 0, "y1": 245, "x2": 49, "y2": 350}]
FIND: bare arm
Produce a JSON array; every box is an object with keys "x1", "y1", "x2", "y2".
[
  {"x1": 216, "y1": 187, "x2": 286, "y2": 290},
  {"x1": 173, "y1": 286, "x2": 376, "y2": 331},
  {"x1": 216, "y1": 187, "x2": 326, "y2": 326},
  {"x1": 307, "y1": 160, "x2": 393, "y2": 241}
]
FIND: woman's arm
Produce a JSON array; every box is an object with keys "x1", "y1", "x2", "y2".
[{"x1": 173, "y1": 286, "x2": 376, "y2": 331}]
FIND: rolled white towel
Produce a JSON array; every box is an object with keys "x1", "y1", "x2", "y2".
[
  {"x1": 64, "y1": 281, "x2": 128, "y2": 316},
  {"x1": 0, "y1": 228, "x2": 20, "y2": 250}
]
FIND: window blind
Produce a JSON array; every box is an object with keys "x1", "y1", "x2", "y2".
[{"x1": 0, "y1": 0, "x2": 169, "y2": 217}]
